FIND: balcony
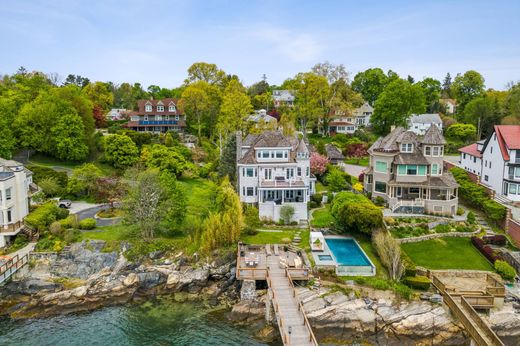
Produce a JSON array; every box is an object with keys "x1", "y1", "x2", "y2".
[
  {"x1": 260, "y1": 178, "x2": 306, "y2": 188},
  {"x1": 138, "y1": 120, "x2": 179, "y2": 125}
]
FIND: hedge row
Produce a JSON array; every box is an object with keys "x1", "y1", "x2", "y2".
[
  {"x1": 450, "y1": 167, "x2": 507, "y2": 225},
  {"x1": 482, "y1": 234, "x2": 507, "y2": 246},
  {"x1": 403, "y1": 276, "x2": 431, "y2": 290},
  {"x1": 471, "y1": 236, "x2": 502, "y2": 263}
]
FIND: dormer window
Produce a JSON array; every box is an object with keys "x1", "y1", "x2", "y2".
[
  {"x1": 157, "y1": 105, "x2": 164, "y2": 112},
  {"x1": 401, "y1": 143, "x2": 413, "y2": 153},
  {"x1": 145, "y1": 104, "x2": 152, "y2": 112}
]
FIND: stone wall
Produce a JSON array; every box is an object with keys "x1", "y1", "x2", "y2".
[
  {"x1": 502, "y1": 251, "x2": 520, "y2": 274},
  {"x1": 29, "y1": 252, "x2": 58, "y2": 262},
  {"x1": 506, "y1": 219, "x2": 520, "y2": 248},
  {"x1": 240, "y1": 279, "x2": 257, "y2": 300},
  {"x1": 396, "y1": 229, "x2": 480, "y2": 244}
]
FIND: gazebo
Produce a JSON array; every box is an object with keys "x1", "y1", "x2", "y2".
[{"x1": 310, "y1": 231, "x2": 325, "y2": 251}]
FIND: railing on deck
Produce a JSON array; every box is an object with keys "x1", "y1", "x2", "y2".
[{"x1": 0, "y1": 253, "x2": 28, "y2": 285}]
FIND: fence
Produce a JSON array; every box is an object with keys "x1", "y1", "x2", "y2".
[{"x1": 0, "y1": 253, "x2": 29, "y2": 285}]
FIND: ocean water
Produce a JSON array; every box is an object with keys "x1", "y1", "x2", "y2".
[{"x1": 0, "y1": 299, "x2": 277, "y2": 346}]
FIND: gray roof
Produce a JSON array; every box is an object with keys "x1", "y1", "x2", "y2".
[
  {"x1": 370, "y1": 127, "x2": 408, "y2": 152},
  {"x1": 409, "y1": 113, "x2": 442, "y2": 125},
  {"x1": 394, "y1": 152, "x2": 429, "y2": 165},
  {"x1": 422, "y1": 124, "x2": 446, "y2": 145},
  {"x1": 272, "y1": 90, "x2": 295, "y2": 102},
  {"x1": 325, "y1": 144, "x2": 344, "y2": 160},
  {"x1": 248, "y1": 109, "x2": 277, "y2": 123},
  {"x1": 238, "y1": 131, "x2": 309, "y2": 164}
]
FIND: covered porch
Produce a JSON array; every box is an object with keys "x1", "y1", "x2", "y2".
[
  {"x1": 388, "y1": 186, "x2": 458, "y2": 201},
  {"x1": 259, "y1": 188, "x2": 308, "y2": 204}
]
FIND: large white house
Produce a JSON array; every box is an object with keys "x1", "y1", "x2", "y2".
[
  {"x1": 326, "y1": 102, "x2": 374, "y2": 135},
  {"x1": 459, "y1": 125, "x2": 520, "y2": 203},
  {"x1": 0, "y1": 159, "x2": 33, "y2": 248},
  {"x1": 236, "y1": 131, "x2": 316, "y2": 223},
  {"x1": 408, "y1": 113, "x2": 443, "y2": 135}
]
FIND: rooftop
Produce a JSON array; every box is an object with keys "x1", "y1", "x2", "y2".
[
  {"x1": 458, "y1": 143, "x2": 482, "y2": 158},
  {"x1": 409, "y1": 113, "x2": 442, "y2": 125}
]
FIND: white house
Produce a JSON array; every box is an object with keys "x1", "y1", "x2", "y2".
[
  {"x1": 460, "y1": 126, "x2": 520, "y2": 203},
  {"x1": 236, "y1": 131, "x2": 316, "y2": 223},
  {"x1": 458, "y1": 140, "x2": 484, "y2": 176},
  {"x1": 106, "y1": 109, "x2": 128, "y2": 121},
  {"x1": 272, "y1": 90, "x2": 295, "y2": 108},
  {"x1": 326, "y1": 102, "x2": 374, "y2": 135},
  {"x1": 408, "y1": 113, "x2": 443, "y2": 135},
  {"x1": 0, "y1": 159, "x2": 33, "y2": 248},
  {"x1": 248, "y1": 109, "x2": 277, "y2": 127},
  {"x1": 440, "y1": 99, "x2": 457, "y2": 115}
]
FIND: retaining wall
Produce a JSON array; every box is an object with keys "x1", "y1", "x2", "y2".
[{"x1": 396, "y1": 230, "x2": 480, "y2": 244}]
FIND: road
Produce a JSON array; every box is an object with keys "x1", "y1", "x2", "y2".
[{"x1": 75, "y1": 205, "x2": 121, "y2": 227}]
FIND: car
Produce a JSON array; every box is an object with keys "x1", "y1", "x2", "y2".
[{"x1": 57, "y1": 199, "x2": 72, "y2": 209}]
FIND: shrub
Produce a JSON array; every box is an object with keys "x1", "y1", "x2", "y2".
[
  {"x1": 401, "y1": 251, "x2": 417, "y2": 277},
  {"x1": 280, "y1": 205, "x2": 295, "y2": 225},
  {"x1": 25, "y1": 203, "x2": 62, "y2": 231},
  {"x1": 49, "y1": 221, "x2": 63, "y2": 237},
  {"x1": 56, "y1": 207, "x2": 70, "y2": 220},
  {"x1": 467, "y1": 211, "x2": 476, "y2": 224},
  {"x1": 243, "y1": 226, "x2": 258, "y2": 236},
  {"x1": 60, "y1": 215, "x2": 79, "y2": 229},
  {"x1": 331, "y1": 192, "x2": 383, "y2": 234},
  {"x1": 394, "y1": 283, "x2": 413, "y2": 300},
  {"x1": 471, "y1": 236, "x2": 501, "y2": 263},
  {"x1": 456, "y1": 207, "x2": 465, "y2": 216},
  {"x1": 495, "y1": 260, "x2": 517, "y2": 281},
  {"x1": 404, "y1": 276, "x2": 431, "y2": 290},
  {"x1": 309, "y1": 201, "x2": 318, "y2": 209},
  {"x1": 79, "y1": 218, "x2": 97, "y2": 230},
  {"x1": 311, "y1": 193, "x2": 323, "y2": 204},
  {"x1": 281, "y1": 237, "x2": 292, "y2": 244},
  {"x1": 482, "y1": 234, "x2": 507, "y2": 246},
  {"x1": 63, "y1": 229, "x2": 81, "y2": 244},
  {"x1": 434, "y1": 224, "x2": 452, "y2": 233},
  {"x1": 384, "y1": 217, "x2": 396, "y2": 226},
  {"x1": 373, "y1": 196, "x2": 385, "y2": 207},
  {"x1": 244, "y1": 205, "x2": 260, "y2": 229}
]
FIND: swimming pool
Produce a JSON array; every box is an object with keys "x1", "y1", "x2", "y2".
[
  {"x1": 325, "y1": 238, "x2": 371, "y2": 266},
  {"x1": 318, "y1": 255, "x2": 333, "y2": 261}
]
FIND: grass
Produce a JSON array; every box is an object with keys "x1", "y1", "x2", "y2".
[
  {"x1": 240, "y1": 228, "x2": 309, "y2": 248},
  {"x1": 316, "y1": 181, "x2": 328, "y2": 193},
  {"x1": 401, "y1": 237, "x2": 494, "y2": 271},
  {"x1": 80, "y1": 224, "x2": 136, "y2": 241},
  {"x1": 178, "y1": 178, "x2": 217, "y2": 219},
  {"x1": 311, "y1": 207, "x2": 334, "y2": 228},
  {"x1": 344, "y1": 157, "x2": 369, "y2": 167},
  {"x1": 28, "y1": 153, "x2": 117, "y2": 176}
]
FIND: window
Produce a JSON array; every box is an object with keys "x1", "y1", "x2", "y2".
[
  {"x1": 5, "y1": 188, "x2": 11, "y2": 201},
  {"x1": 245, "y1": 168, "x2": 254, "y2": 177},
  {"x1": 169, "y1": 105, "x2": 176, "y2": 112},
  {"x1": 306, "y1": 167, "x2": 310, "y2": 176},
  {"x1": 276, "y1": 151, "x2": 284, "y2": 158},
  {"x1": 509, "y1": 184, "x2": 518, "y2": 195},
  {"x1": 401, "y1": 143, "x2": 413, "y2": 153},
  {"x1": 397, "y1": 165, "x2": 426, "y2": 176},
  {"x1": 286, "y1": 168, "x2": 294, "y2": 179},
  {"x1": 463, "y1": 153, "x2": 466, "y2": 159},
  {"x1": 246, "y1": 187, "x2": 254, "y2": 196},
  {"x1": 297, "y1": 167, "x2": 302, "y2": 176},
  {"x1": 165, "y1": 115, "x2": 169, "y2": 121},
  {"x1": 489, "y1": 161, "x2": 491, "y2": 168},
  {"x1": 425, "y1": 146, "x2": 431, "y2": 156},
  {"x1": 375, "y1": 181, "x2": 387, "y2": 193},
  {"x1": 264, "y1": 169, "x2": 272, "y2": 180},
  {"x1": 409, "y1": 187, "x2": 420, "y2": 194},
  {"x1": 484, "y1": 175, "x2": 489, "y2": 181},
  {"x1": 375, "y1": 161, "x2": 388, "y2": 173},
  {"x1": 473, "y1": 157, "x2": 476, "y2": 163},
  {"x1": 7, "y1": 209, "x2": 12, "y2": 223},
  {"x1": 157, "y1": 105, "x2": 164, "y2": 112},
  {"x1": 491, "y1": 146, "x2": 493, "y2": 153},
  {"x1": 145, "y1": 104, "x2": 152, "y2": 112},
  {"x1": 431, "y1": 163, "x2": 439, "y2": 175},
  {"x1": 262, "y1": 151, "x2": 269, "y2": 158},
  {"x1": 432, "y1": 146, "x2": 440, "y2": 156},
  {"x1": 156, "y1": 115, "x2": 162, "y2": 121},
  {"x1": 175, "y1": 115, "x2": 179, "y2": 121}
]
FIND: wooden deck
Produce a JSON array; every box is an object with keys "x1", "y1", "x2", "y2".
[
  {"x1": 0, "y1": 253, "x2": 29, "y2": 285},
  {"x1": 267, "y1": 254, "x2": 317, "y2": 346},
  {"x1": 432, "y1": 275, "x2": 505, "y2": 346}
]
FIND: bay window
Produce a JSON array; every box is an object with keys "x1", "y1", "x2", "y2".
[{"x1": 375, "y1": 161, "x2": 388, "y2": 173}]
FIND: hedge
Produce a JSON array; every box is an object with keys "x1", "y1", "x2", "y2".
[
  {"x1": 450, "y1": 167, "x2": 507, "y2": 225},
  {"x1": 404, "y1": 276, "x2": 431, "y2": 290},
  {"x1": 482, "y1": 234, "x2": 507, "y2": 246},
  {"x1": 79, "y1": 218, "x2": 97, "y2": 230},
  {"x1": 494, "y1": 260, "x2": 517, "y2": 281},
  {"x1": 471, "y1": 236, "x2": 502, "y2": 263},
  {"x1": 25, "y1": 203, "x2": 63, "y2": 231}
]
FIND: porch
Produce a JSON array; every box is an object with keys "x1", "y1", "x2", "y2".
[{"x1": 259, "y1": 188, "x2": 308, "y2": 204}]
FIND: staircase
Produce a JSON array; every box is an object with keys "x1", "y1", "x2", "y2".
[{"x1": 494, "y1": 194, "x2": 512, "y2": 206}]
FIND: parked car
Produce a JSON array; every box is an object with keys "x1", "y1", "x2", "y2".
[{"x1": 52, "y1": 198, "x2": 72, "y2": 209}]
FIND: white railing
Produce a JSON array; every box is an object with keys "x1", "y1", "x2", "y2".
[{"x1": 392, "y1": 198, "x2": 425, "y2": 212}]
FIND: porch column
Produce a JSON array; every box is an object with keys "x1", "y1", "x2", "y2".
[
  {"x1": 2, "y1": 209, "x2": 7, "y2": 228},
  {"x1": 282, "y1": 190, "x2": 285, "y2": 203},
  {"x1": 446, "y1": 189, "x2": 450, "y2": 200}
]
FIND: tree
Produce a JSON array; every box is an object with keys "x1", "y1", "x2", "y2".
[
  {"x1": 94, "y1": 177, "x2": 125, "y2": 206},
  {"x1": 140, "y1": 144, "x2": 194, "y2": 177},
  {"x1": 38, "y1": 177, "x2": 62, "y2": 197},
  {"x1": 326, "y1": 169, "x2": 348, "y2": 192},
  {"x1": 373, "y1": 231, "x2": 404, "y2": 281},
  {"x1": 351, "y1": 68, "x2": 388, "y2": 105},
  {"x1": 103, "y1": 134, "x2": 139, "y2": 169},
  {"x1": 217, "y1": 79, "x2": 252, "y2": 150},
  {"x1": 463, "y1": 96, "x2": 500, "y2": 138},
  {"x1": 452, "y1": 70, "x2": 485, "y2": 112},
  {"x1": 180, "y1": 81, "x2": 219, "y2": 138},
  {"x1": 331, "y1": 192, "x2": 383, "y2": 234},
  {"x1": 51, "y1": 113, "x2": 89, "y2": 161},
  {"x1": 372, "y1": 79, "x2": 426, "y2": 134},
  {"x1": 419, "y1": 77, "x2": 442, "y2": 113},
  {"x1": 63, "y1": 74, "x2": 90, "y2": 88},
  {"x1": 344, "y1": 142, "x2": 368, "y2": 158},
  {"x1": 310, "y1": 152, "x2": 328, "y2": 176},
  {"x1": 445, "y1": 123, "x2": 477, "y2": 143},
  {"x1": 67, "y1": 163, "x2": 102, "y2": 196},
  {"x1": 311, "y1": 61, "x2": 349, "y2": 84},
  {"x1": 0, "y1": 98, "x2": 17, "y2": 158},
  {"x1": 504, "y1": 82, "x2": 520, "y2": 120},
  {"x1": 82, "y1": 81, "x2": 114, "y2": 111},
  {"x1": 218, "y1": 134, "x2": 237, "y2": 182},
  {"x1": 442, "y1": 72, "x2": 452, "y2": 98},
  {"x1": 185, "y1": 62, "x2": 227, "y2": 87},
  {"x1": 280, "y1": 205, "x2": 295, "y2": 224}
]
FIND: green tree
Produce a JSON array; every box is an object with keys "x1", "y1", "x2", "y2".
[
  {"x1": 67, "y1": 163, "x2": 103, "y2": 196},
  {"x1": 331, "y1": 192, "x2": 383, "y2": 234},
  {"x1": 180, "y1": 81, "x2": 221, "y2": 138},
  {"x1": 185, "y1": 62, "x2": 227, "y2": 88},
  {"x1": 103, "y1": 134, "x2": 139, "y2": 169},
  {"x1": 140, "y1": 144, "x2": 194, "y2": 177},
  {"x1": 0, "y1": 98, "x2": 17, "y2": 158},
  {"x1": 217, "y1": 135, "x2": 237, "y2": 182},
  {"x1": 51, "y1": 113, "x2": 89, "y2": 161},
  {"x1": 452, "y1": 70, "x2": 485, "y2": 112},
  {"x1": 445, "y1": 123, "x2": 477, "y2": 143},
  {"x1": 442, "y1": 72, "x2": 452, "y2": 98},
  {"x1": 82, "y1": 81, "x2": 114, "y2": 110},
  {"x1": 463, "y1": 96, "x2": 500, "y2": 138},
  {"x1": 372, "y1": 79, "x2": 426, "y2": 134},
  {"x1": 504, "y1": 82, "x2": 520, "y2": 120},
  {"x1": 419, "y1": 77, "x2": 441, "y2": 113},
  {"x1": 279, "y1": 205, "x2": 295, "y2": 225},
  {"x1": 351, "y1": 68, "x2": 388, "y2": 105},
  {"x1": 326, "y1": 169, "x2": 348, "y2": 192},
  {"x1": 38, "y1": 177, "x2": 62, "y2": 197}
]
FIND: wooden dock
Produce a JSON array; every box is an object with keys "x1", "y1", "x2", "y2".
[
  {"x1": 0, "y1": 253, "x2": 29, "y2": 285},
  {"x1": 266, "y1": 255, "x2": 317, "y2": 346}
]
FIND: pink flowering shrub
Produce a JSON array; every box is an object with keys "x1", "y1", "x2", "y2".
[{"x1": 310, "y1": 152, "x2": 328, "y2": 176}]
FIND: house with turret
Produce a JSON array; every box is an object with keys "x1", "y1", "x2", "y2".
[{"x1": 363, "y1": 126, "x2": 459, "y2": 216}]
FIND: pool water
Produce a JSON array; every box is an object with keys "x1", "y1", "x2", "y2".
[
  {"x1": 326, "y1": 238, "x2": 371, "y2": 266},
  {"x1": 318, "y1": 255, "x2": 333, "y2": 261}
]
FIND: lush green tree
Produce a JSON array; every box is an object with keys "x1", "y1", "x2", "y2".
[
  {"x1": 331, "y1": 191, "x2": 383, "y2": 234},
  {"x1": 279, "y1": 205, "x2": 295, "y2": 225},
  {"x1": 103, "y1": 134, "x2": 139, "y2": 169},
  {"x1": 63, "y1": 74, "x2": 90, "y2": 88},
  {"x1": 452, "y1": 70, "x2": 485, "y2": 112},
  {"x1": 82, "y1": 81, "x2": 114, "y2": 111},
  {"x1": 445, "y1": 123, "x2": 477, "y2": 143},
  {"x1": 442, "y1": 72, "x2": 453, "y2": 98},
  {"x1": 372, "y1": 79, "x2": 426, "y2": 134},
  {"x1": 326, "y1": 168, "x2": 348, "y2": 192},
  {"x1": 248, "y1": 79, "x2": 270, "y2": 97},
  {"x1": 51, "y1": 113, "x2": 89, "y2": 161},
  {"x1": 504, "y1": 82, "x2": 520, "y2": 119},
  {"x1": 419, "y1": 77, "x2": 442, "y2": 113},
  {"x1": 0, "y1": 98, "x2": 17, "y2": 158},
  {"x1": 351, "y1": 68, "x2": 388, "y2": 105},
  {"x1": 180, "y1": 80, "x2": 221, "y2": 138},
  {"x1": 140, "y1": 144, "x2": 194, "y2": 177},
  {"x1": 67, "y1": 163, "x2": 103, "y2": 196},
  {"x1": 217, "y1": 135, "x2": 237, "y2": 182},
  {"x1": 185, "y1": 62, "x2": 227, "y2": 87},
  {"x1": 217, "y1": 79, "x2": 253, "y2": 149},
  {"x1": 38, "y1": 177, "x2": 63, "y2": 197},
  {"x1": 463, "y1": 96, "x2": 501, "y2": 138}
]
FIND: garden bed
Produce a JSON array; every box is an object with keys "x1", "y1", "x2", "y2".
[{"x1": 386, "y1": 216, "x2": 478, "y2": 239}]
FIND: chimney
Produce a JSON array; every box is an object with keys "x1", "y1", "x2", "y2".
[{"x1": 390, "y1": 125, "x2": 396, "y2": 132}]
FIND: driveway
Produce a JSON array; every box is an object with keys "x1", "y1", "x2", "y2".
[
  {"x1": 68, "y1": 201, "x2": 103, "y2": 214},
  {"x1": 338, "y1": 163, "x2": 366, "y2": 178},
  {"x1": 444, "y1": 155, "x2": 460, "y2": 166},
  {"x1": 75, "y1": 205, "x2": 121, "y2": 227}
]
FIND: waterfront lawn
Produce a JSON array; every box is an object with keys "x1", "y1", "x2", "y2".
[
  {"x1": 178, "y1": 178, "x2": 217, "y2": 219},
  {"x1": 240, "y1": 228, "x2": 309, "y2": 249},
  {"x1": 80, "y1": 224, "x2": 136, "y2": 241},
  {"x1": 311, "y1": 207, "x2": 334, "y2": 228},
  {"x1": 401, "y1": 237, "x2": 494, "y2": 271},
  {"x1": 344, "y1": 157, "x2": 369, "y2": 167}
]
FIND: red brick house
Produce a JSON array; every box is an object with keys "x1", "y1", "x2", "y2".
[{"x1": 126, "y1": 98, "x2": 186, "y2": 133}]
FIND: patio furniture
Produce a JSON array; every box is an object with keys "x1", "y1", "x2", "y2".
[{"x1": 274, "y1": 244, "x2": 279, "y2": 256}]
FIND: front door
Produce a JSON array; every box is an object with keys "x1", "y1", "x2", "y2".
[{"x1": 396, "y1": 187, "x2": 402, "y2": 197}]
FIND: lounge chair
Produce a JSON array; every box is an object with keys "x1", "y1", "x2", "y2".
[{"x1": 274, "y1": 244, "x2": 279, "y2": 256}]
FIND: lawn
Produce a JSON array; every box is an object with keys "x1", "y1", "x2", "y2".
[
  {"x1": 178, "y1": 178, "x2": 217, "y2": 219},
  {"x1": 316, "y1": 181, "x2": 328, "y2": 193},
  {"x1": 80, "y1": 224, "x2": 136, "y2": 241},
  {"x1": 344, "y1": 157, "x2": 369, "y2": 167},
  {"x1": 28, "y1": 153, "x2": 117, "y2": 176},
  {"x1": 311, "y1": 207, "x2": 334, "y2": 228},
  {"x1": 401, "y1": 237, "x2": 494, "y2": 271},
  {"x1": 240, "y1": 228, "x2": 309, "y2": 249}
]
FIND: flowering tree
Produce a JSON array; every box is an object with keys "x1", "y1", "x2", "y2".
[
  {"x1": 310, "y1": 152, "x2": 328, "y2": 176},
  {"x1": 344, "y1": 142, "x2": 368, "y2": 158}
]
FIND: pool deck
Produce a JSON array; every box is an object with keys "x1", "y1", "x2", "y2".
[{"x1": 311, "y1": 235, "x2": 376, "y2": 276}]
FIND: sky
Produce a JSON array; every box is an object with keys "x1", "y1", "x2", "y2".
[{"x1": 1, "y1": 0, "x2": 520, "y2": 90}]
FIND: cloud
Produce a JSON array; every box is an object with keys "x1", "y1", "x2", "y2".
[{"x1": 252, "y1": 26, "x2": 323, "y2": 63}]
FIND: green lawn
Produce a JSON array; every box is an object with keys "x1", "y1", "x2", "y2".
[
  {"x1": 241, "y1": 228, "x2": 309, "y2": 249},
  {"x1": 401, "y1": 237, "x2": 494, "y2": 271},
  {"x1": 316, "y1": 182, "x2": 327, "y2": 193},
  {"x1": 80, "y1": 224, "x2": 136, "y2": 241},
  {"x1": 311, "y1": 207, "x2": 334, "y2": 228},
  {"x1": 178, "y1": 178, "x2": 217, "y2": 219},
  {"x1": 344, "y1": 157, "x2": 369, "y2": 167},
  {"x1": 28, "y1": 153, "x2": 117, "y2": 176}
]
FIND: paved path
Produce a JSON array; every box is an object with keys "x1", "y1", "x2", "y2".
[
  {"x1": 76, "y1": 205, "x2": 121, "y2": 227},
  {"x1": 10, "y1": 242, "x2": 36, "y2": 259},
  {"x1": 338, "y1": 162, "x2": 366, "y2": 178},
  {"x1": 267, "y1": 255, "x2": 316, "y2": 346}
]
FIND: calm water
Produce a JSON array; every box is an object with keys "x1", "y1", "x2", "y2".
[
  {"x1": 0, "y1": 298, "x2": 276, "y2": 346},
  {"x1": 326, "y1": 238, "x2": 370, "y2": 266}
]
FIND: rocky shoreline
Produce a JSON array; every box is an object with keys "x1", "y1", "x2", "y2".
[{"x1": 1, "y1": 240, "x2": 519, "y2": 345}]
